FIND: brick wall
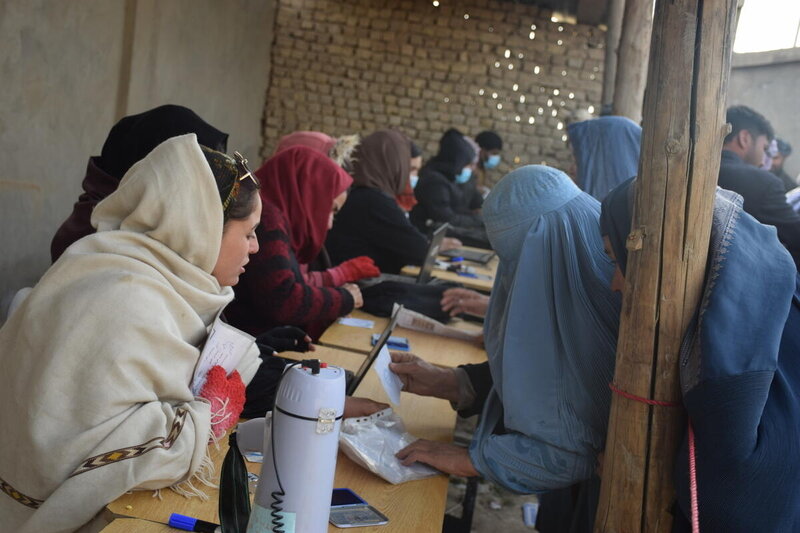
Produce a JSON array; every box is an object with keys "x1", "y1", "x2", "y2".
[{"x1": 262, "y1": 0, "x2": 605, "y2": 182}]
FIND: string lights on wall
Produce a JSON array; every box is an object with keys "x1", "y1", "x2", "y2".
[{"x1": 424, "y1": 2, "x2": 602, "y2": 167}]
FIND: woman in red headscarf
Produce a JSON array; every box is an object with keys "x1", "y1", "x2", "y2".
[{"x1": 225, "y1": 146, "x2": 376, "y2": 340}]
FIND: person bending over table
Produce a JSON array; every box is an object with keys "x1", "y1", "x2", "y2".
[
  {"x1": 391, "y1": 166, "x2": 620, "y2": 493},
  {"x1": 601, "y1": 179, "x2": 800, "y2": 532},
  {"x1": 565, "y1": 115, "x2": 641, "y2": 201}
]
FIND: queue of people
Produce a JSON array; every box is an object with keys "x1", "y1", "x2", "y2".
[{"x1": 1, "y1": 100, "x2": 799, "y2": 533}]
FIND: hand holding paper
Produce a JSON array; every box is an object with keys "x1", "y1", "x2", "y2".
[{"x1": 373, "y1": 345, "x2": 403, "y2": 405}]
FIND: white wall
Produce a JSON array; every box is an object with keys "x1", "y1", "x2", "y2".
[
  {"x1": 729, "y1": 48, "x2": 800, "y2": 181},
  {"x1": 0, "y1": 0, "x2": 276, "y2": 311}
]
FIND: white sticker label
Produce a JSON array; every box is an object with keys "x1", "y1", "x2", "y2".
[
  {"x1": 246, "y1": 503, "x2": 296, "y2": 532},
  {"x1": 338, "y1": 317, "x2": 375, "y2": 328}
]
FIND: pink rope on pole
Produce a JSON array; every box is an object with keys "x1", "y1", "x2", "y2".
[
  {"x1": 608, "y1": 383, "x2": 699, "y2": 532},
  {"x1": 688, "y1": 421, "x2": 699, "y2": 533}
]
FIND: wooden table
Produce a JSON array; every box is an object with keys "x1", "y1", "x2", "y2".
[
  {"x1": 101, "y1": 519, "x2": 172, "y2": 532},
  {"x1": 106, "y1": 346, "x2": 456, "y2": 532},
  {"x1": 320, "y1": 310, "x2": 486, "y2": 369},
  {"x1": 401, "y1": 246, "x2": 498, "y2": 292}
]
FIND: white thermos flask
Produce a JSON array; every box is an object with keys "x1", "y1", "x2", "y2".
[{"x1": 247, "y1": 361, "x2": 345, "y2": 533}]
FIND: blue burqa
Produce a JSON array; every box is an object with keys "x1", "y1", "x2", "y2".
[
  {"x1": 567, "y1": 116, "x2": 641, "y2": 201},
  {"x1": 469, "y1": 165, "x2": 620, "y2": 492},
  {"x1": 601, "y1": 181, "x2": 800, "y2": 532}
]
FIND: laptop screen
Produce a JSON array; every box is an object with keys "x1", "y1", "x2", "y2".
[
  {"x1": 346, "y1": 304, "x2": 404, "y2": 395},
  {"x1": 416, "y1": 223, "x2": 449, "y2": 284}
]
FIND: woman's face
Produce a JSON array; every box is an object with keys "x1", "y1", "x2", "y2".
[
  {"x1": 329, "y1": 191, "x2": 347, "y2": 229},
  {"x1": 602, "y1": 235, "x2": 625, "y2": 294},
  {"x1": 212, "y1": 195, "x2": 262, "y2": 287}
]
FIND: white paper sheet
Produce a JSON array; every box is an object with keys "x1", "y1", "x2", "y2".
[
  {"x1": 396, "y1": 308, "x2": 482, "y2": 343},
  {"x1": 372, "y1": 344, "x2": 403, "y2": 405},
  {"x1": 191, "y1": 315, "x2": 255, "y2": 395},
  {"x1": 338, "y1": 316, "x2": 376, "y2": 329}
]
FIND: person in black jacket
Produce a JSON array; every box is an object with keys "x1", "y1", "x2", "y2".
[
  {"x1": 718, "y1": 105, "x2": 800, "y2": 268},
  {"x1": 410, "y1": 128, "x2": 491, "y2": 248},
  {"x1": 326, "y1": 130, "x2": 461, "y2": 273},
  {"x1": 771, "y1": 138, "x2": 796, "y2": 192}
]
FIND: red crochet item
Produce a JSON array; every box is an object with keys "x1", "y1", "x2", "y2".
[{"x1": 199, "y1": 365, "x2": 246, "y2": 440}]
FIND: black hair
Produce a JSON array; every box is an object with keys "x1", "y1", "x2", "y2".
[
  {"x1": 475, "y1": 130, "x2": 503, "y2": 151},
  {"x1": 200, "y1": 146, "x2": 260, "y2": 222},
  {"x1": 776, "y1": 138, "x2": 793, "y2": 157},
  {"x1": 724, "y1": 105, "x2": 775, "y2": 144},
  {"x1": 410, "y1": 141, "x2": 422, "y2": 158}
]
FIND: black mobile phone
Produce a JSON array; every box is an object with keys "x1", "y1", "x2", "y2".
[{"x1": 330, "y1": 488, "x2": 389, "y2": 528}]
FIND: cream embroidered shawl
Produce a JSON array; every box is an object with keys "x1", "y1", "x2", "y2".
[{"x1": 0, "y1": 134, "x2": 260, "y2": 532}]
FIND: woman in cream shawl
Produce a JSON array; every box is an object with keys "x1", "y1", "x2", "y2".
[{"x1": 0, "y1": 134, "x2": 262, "y2": 532}]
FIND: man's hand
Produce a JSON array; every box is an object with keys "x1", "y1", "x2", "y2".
[
  {"x1": 389, "y1": 352, "x2": 460, "y2": 403},
  {"x1": 440, "y1": 288, "x2": 489, "y2": 317},
  {"x1": 396, "y1": 439, "x2": 478, "y2": 477},
  {"x1": 441, "y1": 237, "x2": 463, "y2": 252},
  {"x1": 343, "y1": 396, "x2": 389, "y2": 418}
]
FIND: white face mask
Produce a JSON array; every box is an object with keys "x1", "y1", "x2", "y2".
[{"x1": 409, "y1": 174, "x2": 419, "y2": 189}]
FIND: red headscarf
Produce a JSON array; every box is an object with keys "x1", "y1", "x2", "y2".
[{"x1": 256, "y1": 146, "x2": 353, "y2": 264}]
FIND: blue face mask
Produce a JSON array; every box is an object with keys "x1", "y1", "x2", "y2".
[
  {"x1": 485, "y1": 154, "x2": 501, "y2": 169},
  {"x1": 455, "y1": 167, "x2": 473, "y2": 184},
  {"x1": 409, "y1": 174, "x2": 419, "y2": 189}
]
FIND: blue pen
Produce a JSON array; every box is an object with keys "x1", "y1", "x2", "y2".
[
  {"x1": 449, "y1": 256, "x2": 464, "y2": 262},
  {"x1": 457, "y1": 271, "x2": 478, "y2": 278},
  {"x1": 168, "y1": 513, "x2": 221, "y2": 533}
]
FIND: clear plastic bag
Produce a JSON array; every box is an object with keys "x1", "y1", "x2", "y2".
[{"x1": 338, "y1": 408, "x2": 440, "y2": 484}]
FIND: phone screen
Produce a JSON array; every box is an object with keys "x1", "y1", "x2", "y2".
[
  {"x1": 331, "y1": 488, "x2": 366, "y2": 507},
  {"x1": 330, "y1": 488, "x2": 389, "y2": 528}
]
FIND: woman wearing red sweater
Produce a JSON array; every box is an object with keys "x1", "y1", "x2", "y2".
[{"x1": 226, "y1": 146, "x2": 377, "y2": 339}]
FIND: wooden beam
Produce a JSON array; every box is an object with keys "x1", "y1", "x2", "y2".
[
  {"x1": 612, "y1": 0, "x2": 654, "y2": 123},
  {"x1": 595, "y1": 0, "x2": 738, "y2": 531},
  {"x1": 601, "y1": 0, "x2": 626, "y2": 113}
]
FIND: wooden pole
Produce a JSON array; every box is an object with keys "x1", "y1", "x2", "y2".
[
  {"x1": 612, "y1": 0, "x2": 654, "y2": 123},
  {"x1": 601, "y1": 0, "x2": 626, "y2": 114},
  {"x1": 595, "y1": 1, "x2": 738, "y2": 531}
]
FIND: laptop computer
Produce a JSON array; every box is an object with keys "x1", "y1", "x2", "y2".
[
  {"x1": 439, "y1": 247, "x2": 496, "y2": 265},
  {"x1": 346, "y1": 304, "x2": 403, "y2": 395},
  {"x1": 358, "y1": 223, "x2": 450, "y2": 287},
  {"x1": 415, "y1": 222, "x2": 449, "y2": 284}
]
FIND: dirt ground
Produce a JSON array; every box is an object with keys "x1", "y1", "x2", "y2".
[{"x1": 445, "y1": 415, "x2": 540, "y2": 532}]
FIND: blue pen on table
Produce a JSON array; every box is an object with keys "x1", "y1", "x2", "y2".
[
  {"x1": 456, "y1": 271, "x2": 478, "y2": 279},
  {"x1": 168, "y1": 513, "x2": 221, "y2": 533},
  {"x1": 449, "y1": 256, "x2": 464, "y2": 262}
]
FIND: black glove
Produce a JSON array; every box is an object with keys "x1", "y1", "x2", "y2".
[{"x1": 255, "y1": 326, "x2": 311, "y2": 353}]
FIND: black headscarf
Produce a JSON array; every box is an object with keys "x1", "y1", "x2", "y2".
[
  {"x1": 426, "y1": 128, "x2": 476, "y2": 178},
  {"x1": 100, "y1": 104, "x2": 229, "y2": 179},
  {"x1": 475, "y1": 130, "x2": 503, "y2": 151},
  {"x1": 599, "y1": 177, "x2": 636, "y2": 274}
]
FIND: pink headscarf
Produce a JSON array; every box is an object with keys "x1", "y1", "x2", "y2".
[{"x1": 274, "y1": 131, "x2": 337, "y2": 157}]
